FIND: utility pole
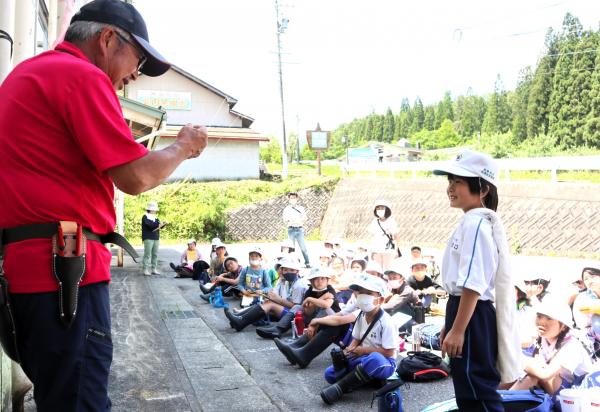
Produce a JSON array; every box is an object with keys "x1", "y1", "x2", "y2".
[{"x1": 275, "y1": 0, "x2": 288, "y2": 179}]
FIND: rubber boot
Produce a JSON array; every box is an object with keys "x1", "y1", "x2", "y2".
[
  {"x1": 200, "y1": 282, "x2": 215, "y2": 294},
  {"x1": 256, "y1": 310, "x2": 295, "y2": 339},
  {"x1": 285, "y1": 326, "x2": 339, "y2": 369},
  {"x1": 320, "y1": 364, "x2": 371, "y2": 405},
  {"x1": 224, "y1": 305, "x2": 265, "y2": 332},
  {"x1": 274, "y1": 334, "x2": 310, "y2": 365}
]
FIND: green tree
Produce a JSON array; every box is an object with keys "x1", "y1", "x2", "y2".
[
  {"x1": 423, "y1": 105, "x2": 436, "y2": 130},
  {"x1": 527, "y1": 28, "x2": 559, "y2": 138},
  {"x1": 435, "y1": 91, "x2": 454, "y2": 128},
  {"x1": 455, "y1": 88, "x2": 487, "y2": 138},
  {"x1": 483, "y1": 75, "x2": 512, "y2": 134},
  {"x1": 382, "y1": 107, "x2": 395, "y2": 142},
  {"x1": 259, "y1": 138, "x2": 282, "y2": 164},
  {"x1": 411, "y1": 97, "x2": 425, "y2": 134},
  {"x1": 511, "y1": 67, "x2": 533, "y2": 142},
  {"x1": 583, "y1": 48, "x2": 600, "y2": 146}
]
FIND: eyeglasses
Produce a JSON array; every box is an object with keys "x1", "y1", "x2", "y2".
[{"x1": 115, "y1": 31, "x2": 147, "y2": 74}]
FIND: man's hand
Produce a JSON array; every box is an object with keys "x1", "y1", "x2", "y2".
[
  {"x1": 176, "y1": 124, "x2": 208, "y2": 159},
  {"x1": 441, "y1": 327, "x2": 464, "y2": 358}
]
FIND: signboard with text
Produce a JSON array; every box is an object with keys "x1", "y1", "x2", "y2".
[
  {"x1": 136, "y1": 90, "x2": 192, "y2": 111},
  {"x1": 306, "y1": 130, "x2": 331, "y2": 150}
]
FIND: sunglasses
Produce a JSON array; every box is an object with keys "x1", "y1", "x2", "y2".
[{"x1": 115, "y1": 31, "x2": 147, "y2": 74}]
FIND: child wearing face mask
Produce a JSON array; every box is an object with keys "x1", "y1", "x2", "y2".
[
  {"x1": 223, "y1": 248, "x2": 272, "y2": 322},
  {"x1": 320, "y1": 274, "x2": 398, "y2": 405},
  {"x1": 367, "y1": 200, "x2": 399, "y2": 272},
  {"x1": 407, "y1": 259, "x2": 445, "y2": 308},
  {"x1": 382, "y1": 264, "x2": 419, "y2": 319},
  {"x1": 257, "y1": 267, "x2": 340, "y2": 339},
  {"x1": 433, "y1": 150, "x2": 520, "y2": 411}
]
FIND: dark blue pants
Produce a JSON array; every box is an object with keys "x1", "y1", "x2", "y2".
[
  {"x1": 11, "y1": 282, "x2": 112, "y2": 412},
  {"x1": 324, "y1": 352, "x2": 396, "y2": 384},
  {"x1": 445, "y1": 295, "x2": 503, "y2": 412}
]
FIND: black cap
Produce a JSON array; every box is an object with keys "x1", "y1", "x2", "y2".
[{"x1": 71, "y1": 0, "x2": 170, "y2": 77}]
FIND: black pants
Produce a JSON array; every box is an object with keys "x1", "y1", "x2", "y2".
[
  {"x1": 445, "y1": 295, "x2": 503, "y2": 412},
  {"x1": 11, "y1": 282, "x2": 112, "y2": 412}
]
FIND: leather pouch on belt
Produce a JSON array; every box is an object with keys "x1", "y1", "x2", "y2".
[
  {"x1": 52, "y1": 221, "x2": 86, "y2": 328},
  {"x1": 0, "y1": 275, "x2": 20, "y2": 362}
]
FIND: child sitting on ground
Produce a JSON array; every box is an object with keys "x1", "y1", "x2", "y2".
[
  {"x1": 320, "y1": 274, "x2": 398, "y2": 405},
  {"x1": 407, "y1": 259, "x2": 445, "y2": 308},
  {"x1": 200, "y1": 257, "x2": 243, "y2": 300},
  {"x1": 382, "y1": 263, "x2": 419, "y2": 330},
  {"x1": 170, "y1": 239, "x2": 205, "y2": 279},
  {"x1": 257, "y1": 267, "x2": 339, "y2": 339},
  {"x1": 510, "y1": 299, "x2": 592, "y2": 395},
  {"x1": 223, "y1": 253, "x2": 294, "y2": 332}
]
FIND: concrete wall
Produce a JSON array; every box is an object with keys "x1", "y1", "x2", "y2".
[
  {"x1": 320, "y1": 177, "x2": 600, "y2": 257},
  {"x1": 127, "y1": 69, "x2": 242, "y2": 127},
  {"x1": 156, "y1": 138, "x2": 260, "y2": 181}
]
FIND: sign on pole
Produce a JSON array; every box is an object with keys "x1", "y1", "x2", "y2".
[{"x1": 306, "y1": 123, "x2": 330, "y2": 175}]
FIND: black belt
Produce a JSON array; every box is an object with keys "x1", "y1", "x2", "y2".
[
  {"x1": 288, "y1": 226, "x2": 303, "y2": 229},
  {"x1": 1, "y1": 222, "x2": 139, "y2": 262}
]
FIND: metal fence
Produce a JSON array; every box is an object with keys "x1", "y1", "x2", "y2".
[{"x1": 341, "y1": 155, "x2": 600, "y2": 182}]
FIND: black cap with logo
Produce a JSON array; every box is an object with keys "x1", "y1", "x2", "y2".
[{"x1": 70, "y1": 0, "x2": 170, "y2": 77}]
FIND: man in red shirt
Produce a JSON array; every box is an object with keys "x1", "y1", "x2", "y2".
[{"x1": 0, "y1": 0, "x2": 207, "y2": 409}]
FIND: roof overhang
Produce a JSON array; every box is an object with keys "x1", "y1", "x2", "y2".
[{"x1": 159, "y1": 125, "x2": 269, "y2": 143}]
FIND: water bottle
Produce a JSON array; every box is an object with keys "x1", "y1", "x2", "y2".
[
  {"x1": 294, "y1": 311, "x2": 304, "y2": 335},
  {"x1": 291, "y1": 319, "x2": 298, "y2": 339}
]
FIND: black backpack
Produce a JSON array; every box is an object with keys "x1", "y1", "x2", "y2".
[{"x1": 397, "y1": 351, "x2": 450, "y2": 382}]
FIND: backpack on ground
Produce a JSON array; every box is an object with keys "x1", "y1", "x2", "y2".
[
  {"x1": 371, "y1": 378, "x2": 404, "y2": 412},
  {"x1": 414, "y1": 323, "x2": 443, "y2": 351},
  {"x1": 497, "y1": 389, "x2": 553, "y2": 412},
  {"x1": 397, "y1": 351, "x2": 450, "y2": 382}
]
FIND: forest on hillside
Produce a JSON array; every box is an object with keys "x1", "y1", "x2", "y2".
[{"x1": 262, "y1": 13, "x2": 600, "y2": 162}]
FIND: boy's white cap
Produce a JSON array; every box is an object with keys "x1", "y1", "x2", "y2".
[
  {"x1": 433, "y1": 149, "x2": 499, "y2": 186},
  {"x1": 187, "y1": 239, "x2": 196, "y2": 245},
  {"x1": 349, "y1": 273, "x2": 387, "y2": 296},
  {"x1": 384, "y1": 262, "x2": 406, "y2": 278},
  {"x1": 536, "y1": 299, "x2": 573, "y2": 327},
  {"x1": 146, "y1": 201, "x2": 159, "y2": 211},
  {"x1": 214, "y1": 240, "x2": 226, "y2": 249},
  {"x1": 522, "y1": 272, "x2": 550, "y2": 282},
  {"x1": 248, "y1": 246, "x2": 263, "y2": 257},
  {"x1": 411, "y1": 259, "x2": 429, "y2": 269},
  {"x1": 306, "y1": 267, "x2": 331, "y2": 280},
  {"x1": 279, "y1": 257, "x2": 301, "y2": 271},
  {"x1": 365, "y1": 261, "x2": 383, "y2": 275},
  {"x1": 211, "y1": 237, "x2": 221, "y2": 245}
]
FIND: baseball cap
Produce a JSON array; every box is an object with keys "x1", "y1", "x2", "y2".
[
  {"x1": 365, "y1": 261, "x2": 383, "y2": 275},
  {"x1": 536, "y1": 299, "x2": 573, "y2": 327},
  {"x1": 433, "y1": 149, "x2": 499, "y2": 186},
  {"x1": 349, "y1": 273, "x2": 387, "y2": 296},
  {"x1": 411, "y1": 259, "x2": 429, "y2": 269},
  {"x1": 384, "y1": 262, "x2": 406, "y2": 278},
  {"x1": 279, "y1": 257, "x2": 301, "y2": 271},
  {"x1": 211, "y1": 237, "x2": 221, "y2": 245},
  {"x1": 71, "y1": 0, "x2": 170, "y2": 76},
  {"x1": 306, "y1": 267, "x2": 331, "y2": 280},
  {"x1": 248, "y1": 246, "x2": 263, "y2": 257}
]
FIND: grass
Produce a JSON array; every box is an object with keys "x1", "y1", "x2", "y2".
[{"x1": 266, "y1": 162, "x2": 342, "y2": 178}]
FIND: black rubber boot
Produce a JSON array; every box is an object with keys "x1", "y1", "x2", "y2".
[
  {"x1": 200, "y1": 282, "x2": 215, "y2": 294},
  {"x1": 224, "y1": 305, "x2": 265, "y2": 332},
  {"x1": 320, "y1": 364, "x2": 371, "y2": 405},
  {"x1": 256, "y1": 310, "x2": 295, "y2": 339},
  {"x1": 274, "y1": 334, "x2": 310, "y2": 365},
  {"x1": 285, "y1": 326, "x2": 339, "y2": 368},
  {"x1": 200, "y1": 293, "x2": 210, "y2": 302}
]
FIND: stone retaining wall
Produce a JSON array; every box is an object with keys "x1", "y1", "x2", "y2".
[
  {"x1": 320, "y1": 177, "x2": 600, "y2": 256},
  {"x1": 225, "y1": 180, "x2": 336, "y2": 242}
]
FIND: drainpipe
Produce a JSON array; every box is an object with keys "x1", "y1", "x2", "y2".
[
  {"x1": 0, "y1": 0, "x2": 15, "y2": 83},
  {"x1": 48, "y1": 0, "x2": 58, "y2": 47},
  {"x1": 13, "y1": 0, "x2": 35, "y2": 66}
]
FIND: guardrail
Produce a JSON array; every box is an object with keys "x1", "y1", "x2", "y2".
[{"x1": 341, "y1": 155, "x2": 600, "y2": 182}]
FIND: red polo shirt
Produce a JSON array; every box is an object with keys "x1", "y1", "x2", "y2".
[{"x1": 0, "y1": 41, "x2": 148, "y2": 293}]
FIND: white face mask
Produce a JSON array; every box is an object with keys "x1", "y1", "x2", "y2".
[
  {"x1": 356, "y1": 294, "x2": 377, "y2": 312},
  {"x1": 388, "y1": 280, "x2": 401, "y2": 289},
  {"x1": 289, "y1": 199, "x2": 298, "y2": 205},
  {"x1": 249, "y1": 259, "x2": 261, "y2": 266},
  {"x1": 376, "y1": 209, "x2": 386, "y2": 218}
]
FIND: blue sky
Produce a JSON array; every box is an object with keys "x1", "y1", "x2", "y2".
[{"x1": 135, "y1": 0, "x2": 600, "y2": 139}]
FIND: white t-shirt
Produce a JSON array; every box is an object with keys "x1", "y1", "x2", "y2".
[
  {"x1": 441, "y1": 208, "x2": 498, "y2": 301},
  {"x1": 352, "y1": 310, "x2": 399, "y2": 358},
  {"x1": 274, "y1": 278, "x2": 307, "y2": 305},
  {"x1": 539, "y1": 334, "x2": 592, "y2": 383},
  {"x1": 283, "y1": 205, "x2": 307, "y2": 227},
  {"x1": 368, "y1": 217, "x2": 398, "y2": 253}
]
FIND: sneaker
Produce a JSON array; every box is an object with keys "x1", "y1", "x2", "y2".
[
  {"x1": 152, "y1": 268, "x2": 161, "y2": 275},
  {"x1": 143, "y1": 268, "x2": 151, "y2": 276}
]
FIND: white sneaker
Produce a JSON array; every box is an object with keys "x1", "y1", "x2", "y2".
[
  {"x1": 152, "y1": 268, "x2": 161, "y2": 275},
  {"x1": 143, "y1": 268, "x2": 151, "y2": 276}
]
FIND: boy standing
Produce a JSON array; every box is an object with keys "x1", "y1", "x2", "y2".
[{"x1": 282, "y1": 192, "x2": 311, "y2": 268}]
